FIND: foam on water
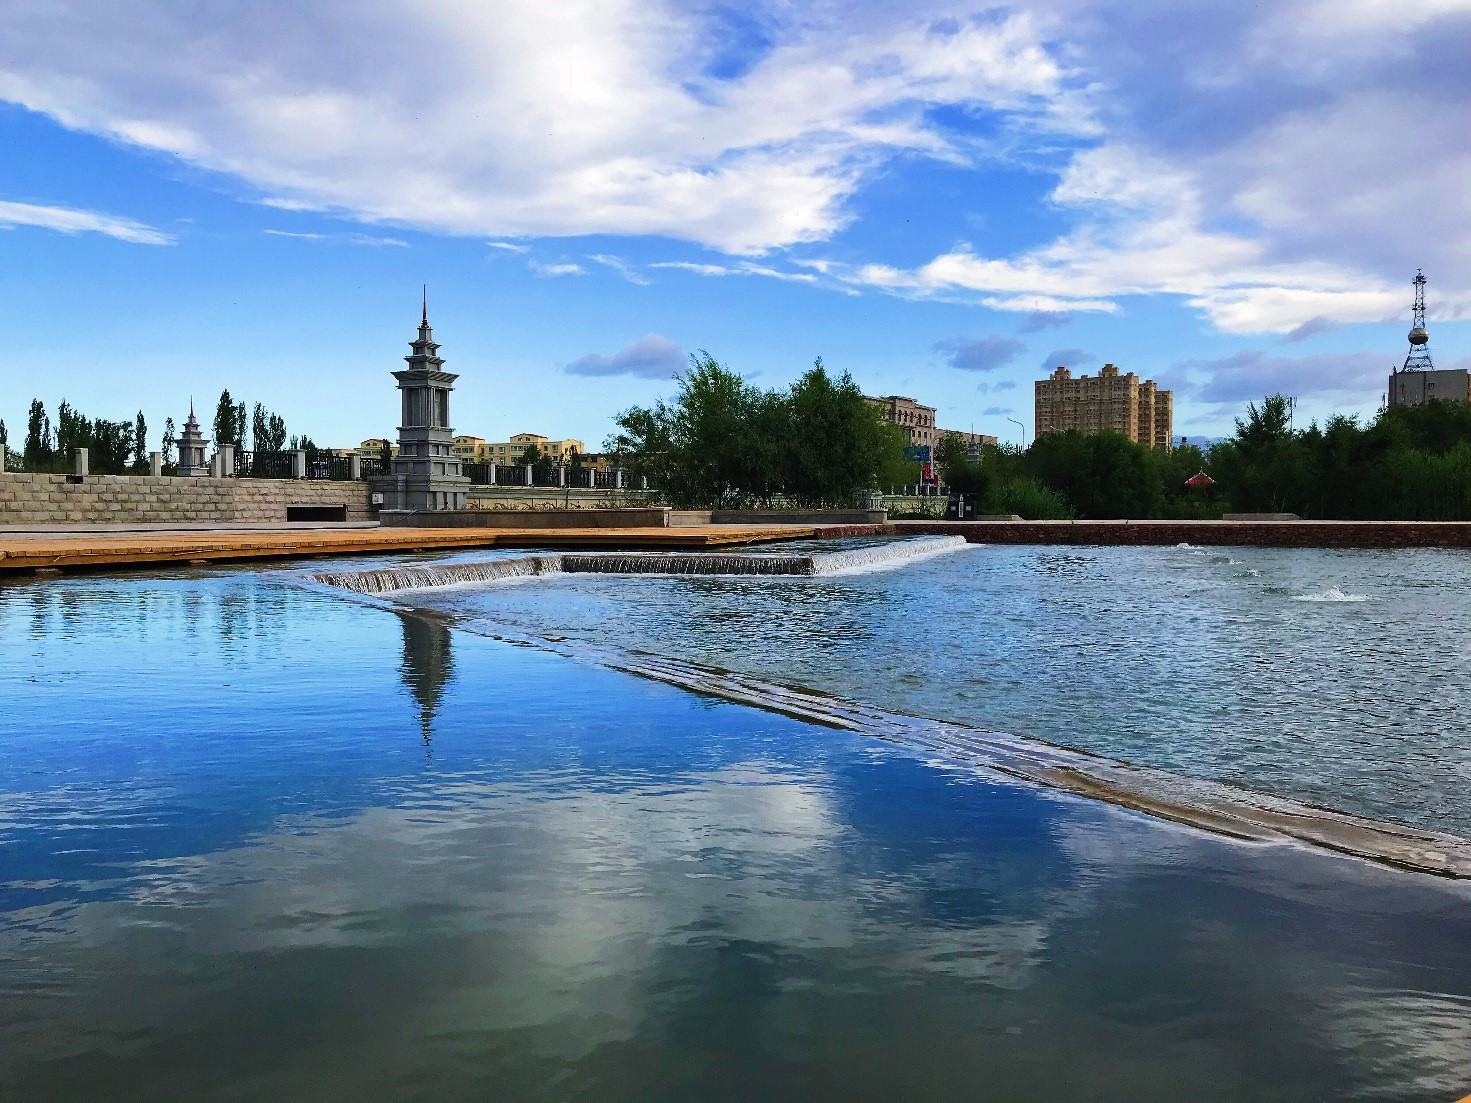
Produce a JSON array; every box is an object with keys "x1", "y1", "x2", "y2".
[
  {"x1": 1293, "y1": 586, "x2": 1370, "y2": 603},
  {"x1": 312, "y1": 554, "x2": 563, "y2": 594}
]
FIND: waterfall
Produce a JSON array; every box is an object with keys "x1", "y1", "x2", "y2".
[
  {"x1": 562, "y1": 535, "x2": 970, "y2": 577},
  {"x1": 809, "y1": 535, "x2": 968, "y2": 574},
  {"x1": 314, "y1": 536, "x2": 972, "y2": 593},
  {"x1": 313, "y1": 555, "x2": 564, "y2": 595}
]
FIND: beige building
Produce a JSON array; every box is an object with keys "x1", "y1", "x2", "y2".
[
  {"x1": 1035, "y1": 364, "x2": 1173, "y2": 448},
  {"x1": 866, "y1": 395, "x2": 938, "y2": 450},
  {"x1": 357, "y1": 437, "x2": 398, "y2": 460},
  {"x1": 942, "y1": 429, "x2": 999, "y2": 458}
]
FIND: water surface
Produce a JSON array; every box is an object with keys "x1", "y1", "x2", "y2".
[{"x1": 2, "y1": 566, "x2": 1470, "y2": 1101}]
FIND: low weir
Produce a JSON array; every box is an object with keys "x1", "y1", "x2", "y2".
[{"x1": 314, "y1": 536, "x2": 970, "y2": 594}]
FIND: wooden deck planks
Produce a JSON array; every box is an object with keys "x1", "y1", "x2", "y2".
[{"x1": 0, "y1": 525, "x2": 816, "y2": 572}]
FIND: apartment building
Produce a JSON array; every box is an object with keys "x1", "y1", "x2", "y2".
[{"x1": 1034, "y1": 364, "x2": 1173, "y2": 448}]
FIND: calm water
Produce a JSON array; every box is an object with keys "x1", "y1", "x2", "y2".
[
  {"x1": 426, "y1": 542, "x2": 1471, "y2": 837},
  {"x1": 2, "y1": 563, "x2": 1471, "y2": 1101}
]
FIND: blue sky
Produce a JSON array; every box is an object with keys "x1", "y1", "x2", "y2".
[{"x1": 1, "y1": 1, "x2": 1467, "y2": 451}]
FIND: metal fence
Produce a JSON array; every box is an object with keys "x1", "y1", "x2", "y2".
[
  {"x1": 234, "y1": 450, "x2": 296, "y2": 479},
  {"x1": 232, "y1": 449, "x2": 380, "y2": 481}
]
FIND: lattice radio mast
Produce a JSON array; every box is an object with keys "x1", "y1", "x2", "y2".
[{"x1": 1401, "y1": 270, "x2": 1434, "y2": 373}]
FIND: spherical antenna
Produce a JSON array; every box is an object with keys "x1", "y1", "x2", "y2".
[{"x1": 1409, "y1": 326, "x2": 1429, "y2": 346}]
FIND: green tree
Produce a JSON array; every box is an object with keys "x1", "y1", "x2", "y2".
[
  {"x1": 213, "y1": 390, "x2": 237, "y2": 446},
  {"x1": 24, "y1": 399, "x2": 53, "y2": 469},
  {"x1": 161, "y1": 417, "x2": 176, "y2": 467},
  {"x1": 781, "y1": 360, "x2": 899, "y2": 507},
  {"x1": 251, "y1": 403, "x2": 287, "y2": 451},
  {"x1": 133, "y1": 411, "x2": 147, "y2": 470}
]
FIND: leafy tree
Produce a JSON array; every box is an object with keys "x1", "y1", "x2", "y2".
[
  {"x1": 25, "y1": 399, "x2": 54, "y2": 469},
  {"x1": 251, "y1": 403, "x2": 287, "y2": 451},
  {"x1": 212, "y1": 391, "x2": 248, "y2": 447},
  {"x1": 289, "y1": 434, "x2": 318, "y2": 452},
  {"x1": 161, "y1": 417, "x2": 176, "y2": 466},
  {"x1": 521, "y1": 443, "x2": 547, "y2": 468},
  {"x1": 133, "y1": 411, "x2": 147, "y2": 470},
  {"x1": 782, "y1": 360, "x2": 896, "y2": 507}
]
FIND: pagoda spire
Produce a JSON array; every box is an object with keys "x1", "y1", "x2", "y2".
[{"x1": 421, "y1": 284, "x2": 428, "y2": 327}]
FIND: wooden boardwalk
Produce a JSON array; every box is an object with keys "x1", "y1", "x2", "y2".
[{"x1": 0, "y1": 525, "x2": 817, "y2": 573}]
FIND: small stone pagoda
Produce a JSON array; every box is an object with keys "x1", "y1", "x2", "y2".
[
  {"x1": 176, "y1": 404, "x2": 210, "y2": 476},
  {"x1": 375, "y1": 292, "x2": 469, "y2": 511}
]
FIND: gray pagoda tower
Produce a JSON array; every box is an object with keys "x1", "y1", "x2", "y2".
[
  {"x1": 176, "y1": 403, "x2": 210, "y2": 476},
  {"x1": 377, "y1": 293, "x2": 469, "y2": 511}
]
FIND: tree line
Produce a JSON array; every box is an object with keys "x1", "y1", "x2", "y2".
[
  {"x1": 5, "y1": 391, "x2": 312, "y2": 474},
  {"x1": 938, "y1": 393, "x2": 1471, "y2": 521}
]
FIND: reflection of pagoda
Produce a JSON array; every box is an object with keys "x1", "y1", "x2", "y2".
[
  {"x1": 176, "y1": 402, "x2": 210, "y2": 476},
  {"x1": 398, "y1": 612, "x2": 454, "y2": 747}
]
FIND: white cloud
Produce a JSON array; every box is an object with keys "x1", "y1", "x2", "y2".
[
  {"x1": 0, "y1": 199, "x2": 173, "y2": 244},
  {"x1": 2, "y1": 0, "x2": 1467, "y2": 338},
  {"x1": 651, "y1": 260, "x2": 816, "y2": 283},
  {"x1": 840, "y1": 143, "x2": 1417, "y2": 333},
  {"x1": 263, "y1": 228, "x2": 407, "y2": 247},
  {"x1": 587, "y1": 254, "x2": 651, "y2": 285},
  {"x1": 529, "y1": 260, "x2": 584, "y2": 277},
  {"x1": 566, "y1": 333, "x2": 685, "y2": 378},
  {"x1": 486, "y1": 241, "x2": 530, "y2": 253},
  {"x1": 0, "y1": 3, "x2": 1065, "y2": 255}
]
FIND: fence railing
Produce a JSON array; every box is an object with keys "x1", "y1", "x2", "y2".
[
  {"x1": 232, "y1": 450, "x2": 381, "y2": 481},
  {"x1": 234, "y1": 450, "x2": 296, "y2": 479},
  {"x1": 223, "y1": 451, "x2": 645, "y2": 487}
]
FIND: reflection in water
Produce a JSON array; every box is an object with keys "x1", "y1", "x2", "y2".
[{"x1": 399, "y1": 611, "x2": 455, "y2": 751}]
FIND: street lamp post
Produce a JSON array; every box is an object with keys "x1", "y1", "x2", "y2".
[{"x1": 1005, "y1": 416, "x2": 1028, "y2": 448}]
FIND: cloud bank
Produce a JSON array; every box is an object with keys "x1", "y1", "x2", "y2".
[{"x1": 0, "y1": 0, "x2": 1466, "y2": 336}]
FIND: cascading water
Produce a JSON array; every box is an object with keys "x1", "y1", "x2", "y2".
[
  {"x1": 312, "y1": 555, "x2": 564, "y2": 595},
  {"x1": 313, "y1": 536, "x2": 973, "y2": 594}
]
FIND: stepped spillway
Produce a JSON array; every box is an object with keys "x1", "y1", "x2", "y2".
[{"x1": 313, "y1": 536, "x2": 970, "y2": 594}]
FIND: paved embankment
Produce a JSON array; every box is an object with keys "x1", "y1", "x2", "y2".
[
  {"x1": 0, "y1": 525, "x2": 821, "y2": 573},
  {"x1": 894, "y1": 519, "x2": 1471, "y2": 548}
]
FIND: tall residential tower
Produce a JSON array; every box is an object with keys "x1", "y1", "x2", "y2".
[{"x1": 1034, "y1": 363, "x2": 1172, "y2": 448}]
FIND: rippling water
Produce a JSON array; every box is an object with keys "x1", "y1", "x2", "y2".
[
  {"x1": 3, "y1": 563, "x2": 1471, "y2": 1101},
  {"x1": 423, "y1": 542, "x2": 1471, "y2": 838}
]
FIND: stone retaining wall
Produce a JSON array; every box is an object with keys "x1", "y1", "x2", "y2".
[
  {"x1": 380, "y1": 507, "x2": 673, "y2": 529},
  {"x1": 0, "y1": 473, "x2": 372, "y2": 525},
  {"x1": 465, "y1": 487, "x2": 658, "y2": 510}
]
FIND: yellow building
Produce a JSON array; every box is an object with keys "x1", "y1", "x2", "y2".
[
  {"x1": 357, "y1": 437, "x2": 398, "y2": 460},
  {"x1": 1034, "y1": 364, "x2": 1172, "y2": 448},
  {"x1": 452, "y1": 435, "x2": 488, "y2": 462},
  {"x1": 484, "y1": 433, "x2": 586, "y2": 464}
]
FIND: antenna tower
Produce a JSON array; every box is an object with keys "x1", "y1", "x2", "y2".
[{"x1": 1401, "y1": 270, "x2": 1434, "y2": 373}]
